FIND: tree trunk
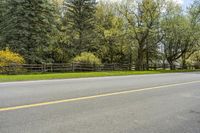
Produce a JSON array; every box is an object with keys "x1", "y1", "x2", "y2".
[
  {"x1": 146, "y1": 41, "x2": 149, "y2": 71},
  {"x1": 78, "y1": 30, "x2": 83, "y2": 54},
  {"x1": 129, "y1": 52, "x2": 133, "y2": 70},
  {"x1": 168, "y1": 59, "x2": 175, "y2": 70},
  {"x1": 182, "y1": 54, "x2": 187, "y2": 69},
  {"x1": 136, "y1": 48, "x2": 144, "y2": 71},
  {"x1": 146, "y1": 50, "x2": 149, "y2": 70}
]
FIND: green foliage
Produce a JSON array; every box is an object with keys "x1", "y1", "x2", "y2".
[
  {"x1": 40, "y1": 0, "x2": 71, "y2": 63},
  {"x1": 0, "y1": 0, "x2": 200, "y2": 71},
  {"x1": 189, "y1": 0, "x2": 200, "y2": 25},
  {"x1": 0, "y1": 0, "x2": 7, "y2": 46},
  {"x1": 1, "y1": 0, "x2": 57, "y2": 63},
  {"x1": 120, "y1": 0, "x2": 163, "y2": 70},
  {"x1": 73, "y1": 52, "x2": 101, "y2": 65},
  {"x1": 95, "y1": 2, "x2": 126, "y2": 63},
  {"x1": 187, "y1": 51, "x2": 200, "y2": 69},
  {"x1": 161, "y1": 1, "x2": 200, "y2": 69},
  {"x1": 63, "y1": 0, "x2": 97, "y2": 55}
]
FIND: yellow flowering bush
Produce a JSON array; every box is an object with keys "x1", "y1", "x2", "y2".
[
  {"x1": 0, "y1": 48, "x2": 25, "y2": 74},
  {"x1": 0, "y1": 48, "x2": 25, "y2": 67}
]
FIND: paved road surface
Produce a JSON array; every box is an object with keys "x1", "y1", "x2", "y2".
[{"x1": 0, "y1": 73, "x2": 200, "y2": 133}]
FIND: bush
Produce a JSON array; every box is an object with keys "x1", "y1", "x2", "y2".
[
  {"x1": 0, "y1": 48, "x2": 25, "y2": 74},
  {"x1": 0, "y1": 48, "x2": 25, "y2": 66},
  {"x1": 73, "y1": 52, "x2": 101, "y2": 66},
  {"x1": 194, "y1": 62, "x2": 200, "y2": 69}
]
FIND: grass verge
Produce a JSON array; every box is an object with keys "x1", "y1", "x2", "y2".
[{"x1": 0, "y1": 70, "x2": 199, "y2": 82}]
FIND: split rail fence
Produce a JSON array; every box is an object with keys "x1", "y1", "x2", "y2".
[{"x1": 0, "y1": 63, "x2": 198, "y2": 74}]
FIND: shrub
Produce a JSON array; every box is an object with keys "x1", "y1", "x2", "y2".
[
  {"x1": 194, "y1": 62, "x2": 200, "y2": 69},
  {"x1": 0, "y1": 48, "x2": 25, "y2": 74},
  {"x1": 73, "y1": 52, "x2": 101, "y2": 66},
  {"x1": 0, "y1": 48, "x2": 25, "y2": 66}
]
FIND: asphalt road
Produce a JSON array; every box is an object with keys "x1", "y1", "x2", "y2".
[{"x1": 0, "y1": 72, "x2": 200, "y2": 133}]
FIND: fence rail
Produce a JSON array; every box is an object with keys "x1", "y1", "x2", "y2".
[{"x1": 0, "y1": 63, "x2": 198, "y2": 74}]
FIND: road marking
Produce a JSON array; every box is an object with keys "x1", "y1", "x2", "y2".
[{"x1": 0, "y1": 80, "x2": 200, "y2": 112}]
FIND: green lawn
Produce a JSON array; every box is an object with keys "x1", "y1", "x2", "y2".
[{"x1": 0, "y1": 70, "x2": 199, "y2": 82}]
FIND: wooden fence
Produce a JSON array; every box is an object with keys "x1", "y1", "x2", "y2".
[
  {"x1": 0, "y1": 63, "x2": 197, "y2": 74},
  {"x1": 0, "y1": 63, "x2": 130, "y2": 74}
]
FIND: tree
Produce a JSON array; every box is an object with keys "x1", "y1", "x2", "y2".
[
  {"x1": 161, "y1": 3, "x2": 184, "y2": 69},
  {"x1": 2, "y1": 0, "x2": 57, "y2": 63},
  {"x1": 41, "y1": 0, "x2": 71, "y2": 63},
  {"x1": 186, "y1": 50, "x2": 200, "y2": 69},
  {"x1": 119, "y1": 0, "x2": 163, "y2": 70},
  {"x1": 189, "y1": 0, "x2": 200, "y2": 25},
  {"x1": 0, "y1": 0, "x2": 7, "y2": 47},
  {"x1": 161, "y1": 1, "x2": 200, "y2": 69},
  {"x1": 179, "y1": 1, "x2": 200, "y2": 69},
  {"x1": 63, "y1": 0, "x2": 97, "y2": 56},
  {"x1": 95, "y1": 2, "x2": 125, "y2": 64},
  {"x1": 0, "y1": 0, "x2": 6, "y2": 27}
]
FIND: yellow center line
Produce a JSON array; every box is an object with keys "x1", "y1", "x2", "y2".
[{"x1": 0, "y1": 80, "x2": 200, "y2": 112}]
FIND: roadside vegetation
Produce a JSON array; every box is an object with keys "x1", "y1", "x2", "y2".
[
  {"x1": 0, "y1": 70, "x2": 199, "y2": 82},
  {"x1": 0, "y1": 0, "x2": 200, "y2": 74}
]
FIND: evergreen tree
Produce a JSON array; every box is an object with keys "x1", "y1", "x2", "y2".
[
  {"x1": 2, "y1": 0, "x2": 57, "y2": 63},
  {"x1": 0, "y1": 0, "x2": 7, "y2": 48},
  {"x1": 63, "y1": 0, "x2": 97, "y2": 56},
  {"x1": 0, "y1": 0, "x2": 6, "y2": 28}
]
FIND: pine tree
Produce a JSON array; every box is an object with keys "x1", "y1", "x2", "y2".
[
  {"x1": 0, "y1": 0, "x2": 6, "y2": 27},
  {"x1": 2, "y1": 0, "x2": 57, "y2": 63},
  {"x1": 63, "y1": 0, "x2": 97, "y2": 55},
  {"x1": 0, "y1": 0, "x2": 7, "y2": 48}
]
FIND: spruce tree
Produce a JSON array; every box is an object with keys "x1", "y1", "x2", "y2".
[
  {"x1": 3, "y1": 0, "x2": 57, "y2": 63},
  {"x1": 0, "y1": 0, "x2": 7, "y2": 48},
  {"x1": 63, "y1": 0, "x2": 97, "y2": 55},
  {"x1": 0, "y1": 0, "x2": 5, "y2": 27},
  {"x1": 0, "y1": 0, "x2": 6, "y2": 27}
]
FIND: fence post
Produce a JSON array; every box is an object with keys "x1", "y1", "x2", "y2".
[
  {"x1": 93, "y1": 63, "x2": 96, "y2": 71},
  {"x1": 42, "y1": 64, "x2": 46, "y2": 73},
  {"x1": 113, "y1": 64, "x2": 115, "y2": 71},
  {"x1": 51, "y1": 64, "x2": 53, "y2": 72},
  {"x1": 154, "y1": 64, "x2": 157, "y2": 70},
  {"x1": 42, "y1": 64, "x2": 44, "y2": 73},
  {"x1": 128, "y1": 63, "x2": 131, "y2": 70},
  {"x1": 7, "y1": 65, "x2": 10, "y2": 75},
  {"x1": 163, "y1": 64, "x2": 166, "y2": 70},
  {"x1": 72, "y1": 63, "x2": 74, "y2": 72},
  {"x1": 142, "y1": 64, "x2": 145, "y2": 70}
]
